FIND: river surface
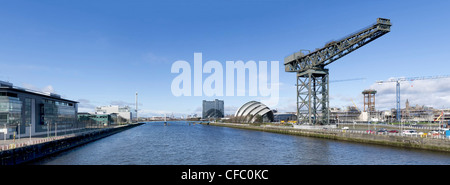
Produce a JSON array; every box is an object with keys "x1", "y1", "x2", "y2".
[{"x1": 33, "y1": 121, "x2": 450, "y2": 165}]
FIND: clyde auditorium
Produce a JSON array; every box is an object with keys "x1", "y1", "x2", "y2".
[{"x1": 234, "y1": 101, "x2": 274, "y2": 123}]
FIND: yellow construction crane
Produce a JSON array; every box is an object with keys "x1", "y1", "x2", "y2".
[{"x1": 351, "y1": 99, "x2": 360, "y2": 112}]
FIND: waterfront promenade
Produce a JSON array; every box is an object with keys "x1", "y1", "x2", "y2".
[
  {"x1": 0, "y1": 123, "x2": 143, "y2": 164},
  {"x1": 0, "y1": 125, "x2": 135, "y2": 151}
]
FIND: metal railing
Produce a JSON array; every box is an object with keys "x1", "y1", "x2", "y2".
[
  {"x1": 0, "y1": 124, "x2": 129, "y2": 151},
  {"x1": 315, "y1": 126, "x2": 450, "y2": 140}
]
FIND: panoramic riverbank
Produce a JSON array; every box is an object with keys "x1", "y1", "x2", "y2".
[
  {"x1": 0, "y1": 123, "x2": 143, "y2": 165},
  {"x1": 203, "y1": 122, "x2": 450, "y2": 153}
]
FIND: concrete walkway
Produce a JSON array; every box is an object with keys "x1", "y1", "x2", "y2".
[{"x1": 0, "y1": 127, "x2": 118, "y2": 151}]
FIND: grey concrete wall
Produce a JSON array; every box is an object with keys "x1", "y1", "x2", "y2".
[{"x1": 208, "y1": 123, "x2": 450, "y2": 152}]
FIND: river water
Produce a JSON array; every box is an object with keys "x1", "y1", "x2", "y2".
[{"x1": 33, "y1": 121, "x2": 450, "y2": 165}]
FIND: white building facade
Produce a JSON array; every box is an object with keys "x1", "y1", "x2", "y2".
[{"x1": 94, "y1": 105, "x2": 133, "y2": 122}]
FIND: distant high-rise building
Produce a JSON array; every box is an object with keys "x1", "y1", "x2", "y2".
[{"x1": 202, "y1": 99, "x2": 224, "y2": 119}]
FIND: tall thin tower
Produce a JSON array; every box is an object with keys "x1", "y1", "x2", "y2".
[{"x1": 135, "y1": 92, "x2": 138, "y2": 122}]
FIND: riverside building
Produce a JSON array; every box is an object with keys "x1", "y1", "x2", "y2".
[
  {"x1": 77, "y1": 112, "x2": 117, "y2": 126},
  {"x1": 202, "y1": 99, "x2": 224, "y2": 119},
  {"x1": 94, "y1": 105, "x2": 133, "y2": 123},
  {"x1": 0, "y1": 81, "x2": 78, "y2": 139}
]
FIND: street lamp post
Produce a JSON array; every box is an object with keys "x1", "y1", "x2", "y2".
[
  {"x1": 29, "y1": 122, "x2": 32, "y2": 142},
  {"x1": 3, "y1": 123, "x2": 6, "y2": 145}
]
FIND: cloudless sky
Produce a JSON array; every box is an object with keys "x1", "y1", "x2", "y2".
[{"x1": 1, "y1": 0, "x2": 450, "y2": 116}]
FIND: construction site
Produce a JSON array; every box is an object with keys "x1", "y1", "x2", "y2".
[
  {"x1": 329, "y1": 90, "x2": 450, "y2": 124},
  {"x1": 284, "y1": 18, "x2": 450, "y2": 126}
]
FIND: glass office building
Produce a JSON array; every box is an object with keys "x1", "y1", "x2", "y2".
[{"x1": 0, "y1": 81, "x2": 78, "y2": 139}]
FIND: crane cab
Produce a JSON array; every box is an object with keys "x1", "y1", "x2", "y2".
[{"x1": 376, "y1": 18, "x2": 391, "y2": 31}]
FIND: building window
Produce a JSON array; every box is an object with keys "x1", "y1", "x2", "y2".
[
  {"x1": 0, "y1": 96, "x2": 22, "y2": 127},
  {"x1": 40, "y1": 99, "x2": 76, "y2": 129},
  {"x1": 24, "y1": 98, "x2": 32, "y2": 126}
]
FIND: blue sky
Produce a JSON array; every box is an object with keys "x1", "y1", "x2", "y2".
[{"x1": 1, "y1": 0, "x2": 450, "y2": 117}]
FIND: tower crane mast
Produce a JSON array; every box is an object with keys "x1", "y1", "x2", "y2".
[
  {"x1": 284, "y1": 18, "x2": 391, "y2": 125},
  {"x1": 376, "y1": 75, "x2": 450, "y2": 122}
]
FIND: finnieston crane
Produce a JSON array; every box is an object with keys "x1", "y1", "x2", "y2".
[
  {"x1": 376, "y1": 75, "x2": 450, "y2": 122},
  {"x1": 284, "y1": 18, "x2": 391, "y2": 125}
]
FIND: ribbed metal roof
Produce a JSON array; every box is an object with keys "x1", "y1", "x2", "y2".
[{"x1": 235, "y1": 101, "x2": 272, "y2": 122}]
